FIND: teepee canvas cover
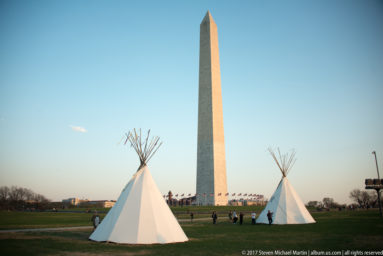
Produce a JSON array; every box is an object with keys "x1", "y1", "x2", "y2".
[
  {"x1": 89, "y1": 130, "x2": 188, "y2": 244},
  {"x1": 257, "y1": 148, "x2": 315, "y2": 225}
]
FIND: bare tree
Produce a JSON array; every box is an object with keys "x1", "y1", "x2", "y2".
[
  {"x1": 307, "y1": 201, "x2": 319, "y2": 208},
  {"x1": 33, "y1": 193, "x2": 49, "y2": 203},
  {"x1": 8, "y1": 186, "x2": 23, "y2": 201},
  {"x1": 23, "y1": 188, "x2": 34, "y2": 201},
  {"x1": 0, "y1": 186, "x2": 10, "y2": 201},
  {"x1": 349, "y1": 189, "x2": 377, "y2": 208},
  {"x1": 350, "y1": 189, "x2": 362, "y2": 207},
  {"x1": 17, "y1": 187, "x2": 31, "y2": 201},
  {"x1": 361, "y1": 191, "x2": 372, "y2": 208},
  {"x1": 322, "y1": 197, "x2": 335, "y2": 208}
]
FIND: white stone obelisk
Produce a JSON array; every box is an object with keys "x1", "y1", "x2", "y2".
[{"x1": 196, "y1": 11, "x2": 228, "y2": 206}]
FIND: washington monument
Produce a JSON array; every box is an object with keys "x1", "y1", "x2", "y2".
[{"x1": 196, "y1": 11, "x2": 228, "y2": 206}]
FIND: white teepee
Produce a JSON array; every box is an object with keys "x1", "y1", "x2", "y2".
[
  {"x1": 89, "y1": 129, "x2": 188, "y2": 244},
  {"x1": 257, "y1": 148, "x2": 315, "y2": 225}
]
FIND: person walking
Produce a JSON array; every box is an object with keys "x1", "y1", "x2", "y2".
[
  {"x1": 232, "y1": 210, "x2": 238, "y2": 224},
  {"x1": 251, "y1": 211, "x2": 256, "y2": 225},
  {"x1": 239, "y1": 212, "x2": 244, "y2": 225},
  {"x1": 212, "y1": 211, "x2": 218, "y2": 224},
  {"x1": 267, "y1": 210, "x2": 273, "y2": 225},
  {"x1": 91, "y1": 210, "x2": 100, "y2": 230},
  {"x1": 190, "y1": 212, "x2": 194, "y2": 223}
]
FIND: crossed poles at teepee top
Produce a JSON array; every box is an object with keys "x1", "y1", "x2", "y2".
[{"x1": 124, "y1": 129, "x2": 162, "y2": 170}]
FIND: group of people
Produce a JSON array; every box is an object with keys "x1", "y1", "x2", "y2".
[
  {"x1": 93, "y1": 209, "x2": 274, "y2": 229},
  {"x1": 227, "y1": 210, "x2": 256, "y2": 225},
  {"x1": 211, "y1": 210, "x2": 274, "y2": 225}
]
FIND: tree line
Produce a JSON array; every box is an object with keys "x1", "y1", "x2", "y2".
[
  {"x1": 306, "y1": 188, "x2": 382, "y2": 210},
  {"x1": 0, "y1": 186, "x2": 50, "y2": 211},
  {"x1": 1, "y1": 186, "x2": 381, "y2": 211}
]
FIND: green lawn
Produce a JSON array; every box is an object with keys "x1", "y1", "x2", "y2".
[
  {"x1": 0, "y1": 206, "x2": 265, "y2": 229},
  {"x1": 0, "y1": 209, "x2": 382, "y2": 255},
  {"x1": 0, "y1": 211, "x2": 106, "y2": 230}
]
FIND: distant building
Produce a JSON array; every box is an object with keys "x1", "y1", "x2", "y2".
[
  {"x1": 178, "y1": 196, "x2": 195, "y2": 206},
  {"x1": 229, "y1": 200, "x2": 243, "y2": 206},
  {"x1": 62, "y1": 198, "x2": 115, "y2": 208},
  {"x1": 244, "y1": 200, "x2": 267, "y2": 206},
  {"x1": 87, "y1": 200, "x2": 116, "y2": 208},
  {"x1": 62, "y1": 198, "x2": 86, "y2": 206},
  {"x1": 229, "y1": 199, "x2": 267, "y2": 206},
  {"x1": 165, "y1": 191, "x2": 196, "y2": 207}
]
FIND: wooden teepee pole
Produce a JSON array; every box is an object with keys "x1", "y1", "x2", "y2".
[
  {"x1": 124, "y1": 129, "x2": 162, "y2": 171},
  {"x1": 268, "y1": 148, "x2": 296, "y2": 177}
]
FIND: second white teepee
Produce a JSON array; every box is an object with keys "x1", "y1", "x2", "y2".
[
  {"x1": 257, "y1": 148, "x2": 315, "y2": 225},
  {"x1": 89, "y1": 129, "x2": 188, "y2": 244}
]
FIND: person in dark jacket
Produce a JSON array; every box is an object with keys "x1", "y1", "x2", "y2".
[
  {"x1": 267, "y1": 210, "x2": 273, "y2": 225},
  {"x1": 212, "y1": 211, "x2": 218, "y2": 224},
  {"x1": 239, "y1": 212, "x2": 244, "y2": 225}
]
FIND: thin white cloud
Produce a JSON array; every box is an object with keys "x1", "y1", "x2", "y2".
[{"x1": 70, "y1": 125, "x2": 87, "y2": 133}]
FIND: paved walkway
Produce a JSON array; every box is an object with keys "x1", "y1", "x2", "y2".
[
  {"x1": 0, "y1": 217, "x2": 212, "y2": 233},
  {"x1": 179, "y1": 217, "x2": 211, "y2": 222}
]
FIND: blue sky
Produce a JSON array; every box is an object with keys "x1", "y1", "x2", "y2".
[{"x1": 1, "y1": 0, "x2": 382, "y2": 203}]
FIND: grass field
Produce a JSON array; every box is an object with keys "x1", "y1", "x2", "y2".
[
  {"x1": 0, "y1": 206, "x2": 266, "y2": 229},
  {"x1": 0, "y1": 211, "x2": 105, "y2": 230},
  {"x1": 0, "y1": 209, "x2": 382, "y2": 256}
]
